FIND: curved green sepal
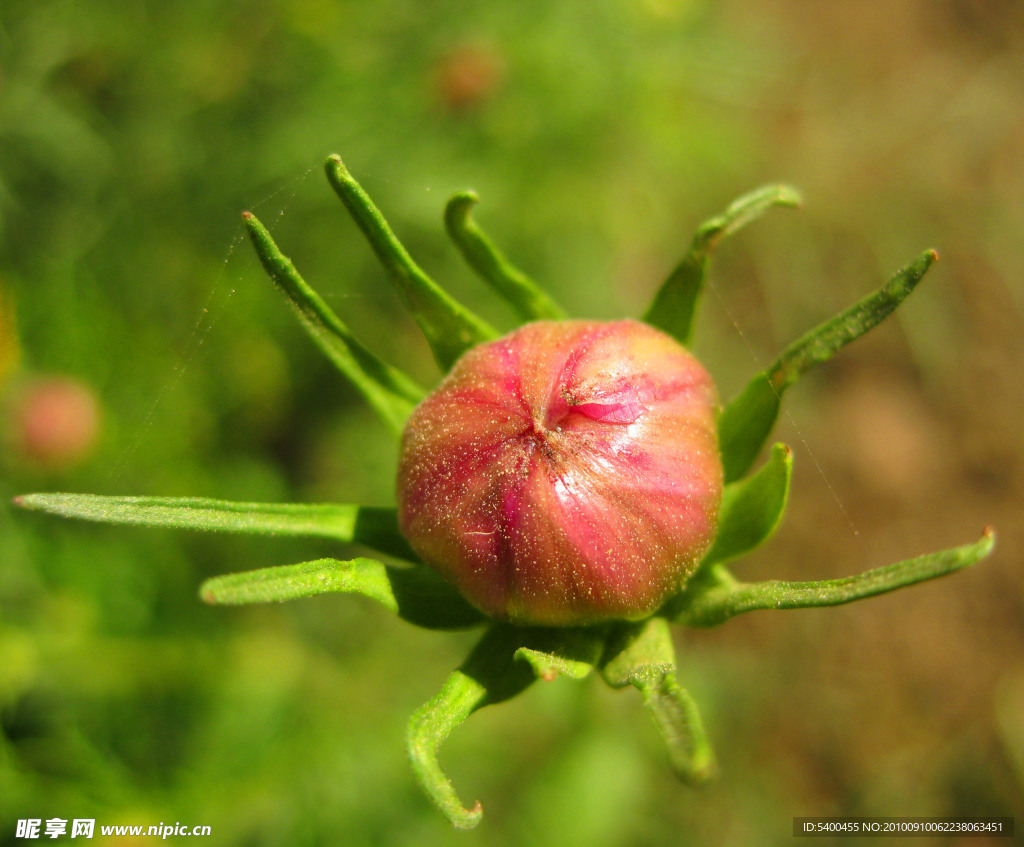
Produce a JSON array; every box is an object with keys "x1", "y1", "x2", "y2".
[
  {"x1": 324, "y1": 156, "x2": 497, "y2": 371},
  {"x1": 719, "y1": 249, "x2": 938, "y2": 482},
  {"x1": 408, "y1": 624, "x2": 537, "y2": 828},
  {"x1": 600, "y1": 618, "x2": 715, "y2": 786},
  {"x1": 638, "y1": 670, "x2": 716, "y2": 787},
  {"x1": 408, "y1": 671, "x2": 485, "y2": 829},
  {"x1": 444, "y1": 191, "x2": 566, "y2": 323},
  {"x1": 673, "y1": 527, "x2": 995, "y2": 628},
  {"x1": 700, "y1": 443, "x2": 792, "y2": 568},
  {"x1": 200, "y1": 556, "x2": 485, "y2": 630},
  {"x1": 514, "y1": 626, "x2": 607, "y2": 681},
  {"x1": 643, "y1": 184, "x2": 801, "y2": 346},
  {"x1": 242, "y1": 212, "x2": 422, "y2": 434},
  {"x1": 13, "y1": 493, "x2": 417, "y2": 562}
]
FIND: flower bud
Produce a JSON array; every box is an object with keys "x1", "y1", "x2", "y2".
[
  {"x1": 397, "y1": 319, "x2": 722, "y2": 626},
  {"x1": 13, "y1": 376, "x2": 101, "y2": 468}
]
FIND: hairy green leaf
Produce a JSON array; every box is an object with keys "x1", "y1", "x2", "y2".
[
  {"x1": 601, "y1": 618, "x2": 715, "y2": 785},
  {"x1": 444, "y1": 191, "x2": 566, "y2": 322},
  {"x1": 324, "y1": 156, "x2": 496, "y2": 371},
  {"x1": 242, "y1": 211, "x2": 422, "y2": 434},
  {"x1": 514, "y1": 626, "x2": 606, "y2": 681},
  {"x1": 14, "y1": 493, "x2": 417, "y2": 561},
  {"x1": 644, "y1": 184, "x2": 801, "y2": 346},
  {"x1": 673, "y1": 527, "x2": 995, "y2": 628},
  {"x1": 408, "y1": 624, "x2": 538, "y2": 828},
  {"x1": 200, "y1": 556, "x2": 485, "y2": 630},
  {"x1": 718, "y1": 249, "x2": 937, "y2": 482}
]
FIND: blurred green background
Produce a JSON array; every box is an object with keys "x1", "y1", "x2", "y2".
[{"x1": 2, "y1": 0, "x2": 1022, "y2": 844}]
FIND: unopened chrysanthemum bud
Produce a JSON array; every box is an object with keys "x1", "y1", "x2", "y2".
[
  {"x1": 397, "y1": 319, "x2": 723, "y2": 626},
  {"x1": 14, "y1": 377, "x2": 101, "y2": 468}
]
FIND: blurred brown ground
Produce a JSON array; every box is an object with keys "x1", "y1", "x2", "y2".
[{"x1": 672, "y1": 0, "x2": 1024, "y2": 829}]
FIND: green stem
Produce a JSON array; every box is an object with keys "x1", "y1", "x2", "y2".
[{"x1": 324, "y1": 156, "x2": 496, "y2": 371}]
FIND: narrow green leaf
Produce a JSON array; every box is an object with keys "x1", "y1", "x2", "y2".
[
  {"x1": 643, "y1": 184, "x2": 801, "y2": 346},
  {"x1": 673, "y1": 527, "x2": 995, "y2": 628},
  {"x1": 324, "y1": 156, "x2": 497, "y2": 371},
  {"x1": 701, "y1": 443, "x2": 792, "y2": 568},
  {"x1": 242, "y1": 211, "x2": 422, "y2": 434},
  {"x1": 408, "y1": 624, "x2": 537, "y2": 828},
  {"x1": 514, "y1": 626, "x2": 607, "y2": 681},
  {"x1": 200, "y1": 556, "x2": 485, "y2": 630},
  {"x1": 600, "y1": 618, "x2": 715, "y2": 786},
  {"x1": 444, "y1": 191, "x2": 566, "y2": 322},
  {"x1": 719, "y1": 249, "x2": 938, "y2": 482},
  {"x1": 14, "y1": 493, "x2": 417, "y2": 561}
]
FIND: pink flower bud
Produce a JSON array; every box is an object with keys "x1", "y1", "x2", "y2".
[
  {"x1": 14, "y1": 377, "x2": 101, "y2": 468},
  {"x1": 397, "y1": 320, "x2": 723, "y2": 626}
]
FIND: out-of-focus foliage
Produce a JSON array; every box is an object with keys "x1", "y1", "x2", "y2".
[{"x1": 1, "y1": 1, "x2": 1021, "y2": 844}]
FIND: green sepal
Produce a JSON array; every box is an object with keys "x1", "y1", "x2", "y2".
[
  {"x1": 199, "y1": 556, "x2": 485, "y2": 630},
  {"x1": 600, "y1": 617, "x2": 715, "y2": 786},
  {"x1": 242, "y1": 211, "x2": 422, "y2": 434},
  {"x1": 514, "y1": 626, "x2": 607, "y2": 681},
  {"x1": 716, "y1": 375, "x2": 779, "y2": 485},
  {"x1": 407, "y1": 623, "x2": 609, "y2": 828},
  {"x1": 444, "y1": 191, "x2": 566, "y2": 323},
  {"x1": 718, "y1": 249, "x2": 938, "y2": 482},
  {"x1": 13, "y1": 493, "x2": 417, "y2": 562},
  {"x1": 408, "y1": 624, "x2": 537, "y2": 828},
  {"x1": 672, "y1": 528, "x2": 995, "y2": 628},
  {"x1": 324, "y1": 156, "x2": 497, "y2": 371},
  {"x1": 643, "y1": 184, "x2": 801, "y2": 346},
  {"x1": 700, "y1": 442, "x2": 792, "y2": 568}
]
